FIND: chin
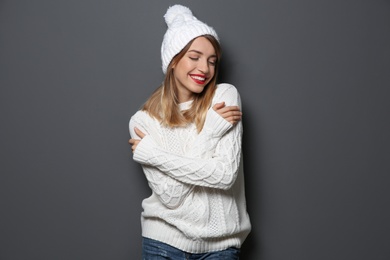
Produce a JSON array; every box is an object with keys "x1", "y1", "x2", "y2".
[{"x1": 192, "y1": 86, "x2": 206, "y2": 94}]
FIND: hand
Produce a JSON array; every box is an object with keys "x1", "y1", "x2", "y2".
[
  {"x1": 213, "y1": 102, "x2": 242, "y2": 125},
  {"x1": 128, "y1": 127, "x2": 146, "y2": 153}
]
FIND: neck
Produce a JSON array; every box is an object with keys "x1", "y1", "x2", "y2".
[{"x1": 178, "y1": 92, "x2": 195, "y2": 103}]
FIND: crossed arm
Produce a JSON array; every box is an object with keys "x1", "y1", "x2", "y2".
[
  {"x1": 129, "y1": 102, "x2": 242, "y2": 153},
  {"x1": 128, "y1": 84, "x2": 243, "y2": 207}
]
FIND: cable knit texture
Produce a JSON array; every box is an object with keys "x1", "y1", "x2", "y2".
[{"x1": 129, "y1": 84, "x2": 251, "y2": 253}]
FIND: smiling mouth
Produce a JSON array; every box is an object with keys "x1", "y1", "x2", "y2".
[{"x1": 190, "y1": 74, "x2": 207, "y2": 84}]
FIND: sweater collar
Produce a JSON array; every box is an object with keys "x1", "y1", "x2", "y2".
[{"x1": 179, "y1": 100, "x2": 193, "y2": 111}]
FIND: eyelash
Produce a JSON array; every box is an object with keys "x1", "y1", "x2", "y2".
[{"x1": 189, "y1": 57, "x2": 217, "y2": 66}]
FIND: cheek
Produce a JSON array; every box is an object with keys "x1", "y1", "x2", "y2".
[
  {"x1": 176, "y1": 61, "x2": 192, "y2": 74},
  {"x1": 209, "y1": 67, "x2": 216, "y2": 78}
]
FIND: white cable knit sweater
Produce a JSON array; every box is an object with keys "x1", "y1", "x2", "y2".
[{"x1": 129, "y1": 83, "x2": 251, "y2": 254}]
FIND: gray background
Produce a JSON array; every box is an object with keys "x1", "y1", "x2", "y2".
[{"x1": 1, "y1": 0, "x2": 389, "y2": 259}]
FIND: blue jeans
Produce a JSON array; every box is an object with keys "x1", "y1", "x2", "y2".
[{"x1": 142, "y1": 237, "x2": 240, "y2": 260}]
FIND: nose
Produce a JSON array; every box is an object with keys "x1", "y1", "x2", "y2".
[{"x1": 197, "y1": 59, "x2": 209, "y2": 74}]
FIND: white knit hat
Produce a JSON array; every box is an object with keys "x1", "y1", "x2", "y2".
[{"x1": 161, "y1": 5, "x2": 219, "y2": 74}]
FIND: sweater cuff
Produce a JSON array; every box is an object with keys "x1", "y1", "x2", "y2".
[
  {"x1": 203, "y1": 108, "x2": 233, "y2": 137},
  {"x1": 133, "y1": 135, "x2": 157, "y2": 164}
]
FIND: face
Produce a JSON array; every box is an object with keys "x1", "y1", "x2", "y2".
[{"x1": 172, "y1": 37, "x2": 217, "y2": 102}]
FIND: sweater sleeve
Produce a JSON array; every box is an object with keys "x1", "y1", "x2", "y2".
[
  {"x1": 184, "y1": 84, "x2": 238, "y2": 158},
  {"x1": 130, "y1": 112, "x2": 193, "y2": 209},
  {"x1": 133, "y1": 84, "x2": 243, "y2": 190}
]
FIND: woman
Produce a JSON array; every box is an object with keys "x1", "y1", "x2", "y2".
[{"x1": 129, "y1": 5, "x2": 251, "y2": 259}]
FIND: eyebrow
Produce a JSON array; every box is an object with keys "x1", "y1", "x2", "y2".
[{"x1": 188, "y1": 50, "x2": 217, "y2": 58}]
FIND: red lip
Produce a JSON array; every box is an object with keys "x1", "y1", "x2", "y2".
[
  {"x1": 190, "y1": 74, "x2": 207, "y2": 77},
  {"x1": 189, "y1": 74, "x2": 207, "y2": 84}
]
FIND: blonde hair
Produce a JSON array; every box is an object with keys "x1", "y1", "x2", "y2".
[{"x1": 142, "y1": 35, "x2": 221, "y2": 132}]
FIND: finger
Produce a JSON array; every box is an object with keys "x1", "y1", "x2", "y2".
[
  {"x1": 134, "y1": 127, "x2": 146, "y2": 138},
  {"x1": 228, "y1": 113, "x2": 243, "y2": 123},
  {"x1": 216, "y1": 106, "x2": 241, "y2": 115},
  {"x1": 131, "y1": 140, "x2": 140, "y2": 153},
  {"x1": 213, "y1": 102, "x2": 225, "y2": 110},
  {"x1": 223, "y1": 105, "x2": 241, "y2": 112},
  {"x1": 229, "y1": 116, "x2": 239, "y2": 125},
  {"x1": 220, "y1": 110, "x2": 242, "y2": 119}
]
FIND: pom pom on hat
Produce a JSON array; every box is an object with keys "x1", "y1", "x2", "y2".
[
  {"x1": 164, "y1": 5, "x2": 194, "y2": 27},
  {"x1": 161, "y1": 5, "x2": 219, "y2": 74}
]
